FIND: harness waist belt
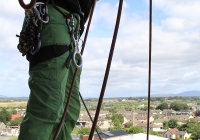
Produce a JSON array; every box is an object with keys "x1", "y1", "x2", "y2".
[{"x1": 27, "y1": 45, "x2": 70, "y2": 69}]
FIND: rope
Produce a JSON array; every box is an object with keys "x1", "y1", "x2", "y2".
[
  {"x1": 53, "y1": 0, "x2": 97, "y2": 139},
  {"x1": 88, "y1": 0, "x2": 123, "y2": 139},
  {"x1": 146, "y1": 0, "x2": 152, "y2": 139},
  {"x1": 79, "y1": 92, "x2": 102, "y2": 140}
]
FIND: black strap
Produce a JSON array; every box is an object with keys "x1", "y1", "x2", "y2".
[{"x1": 27, "y1": 45, "x2": 70, "y2": 69}]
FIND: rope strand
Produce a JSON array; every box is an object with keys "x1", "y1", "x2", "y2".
[
  {"x1": 146, "y1": 0, "x2": 152, "y2": 139},
  {"x1": 88, "y1": 0, "x2": 123, "y2": 139}
]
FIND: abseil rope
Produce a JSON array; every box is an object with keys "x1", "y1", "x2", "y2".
[
  {"x1": 88, "y1": 0, "x2": 123, "y2": 139},
  {"x1": 79, "y1": 92, "x2": 102, "y2": 140},
  {"x1": 146, "y1": 0, "x2": 152, "y2": 140}
]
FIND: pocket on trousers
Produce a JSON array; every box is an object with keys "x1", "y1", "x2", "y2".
[{"x1": 27, "y1": 76, "x2": 64, "y2": 122}]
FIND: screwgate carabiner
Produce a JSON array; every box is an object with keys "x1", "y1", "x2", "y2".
[
  {"x1": 33, "y1": 2, "x2": 49, "y2": 24},
  {"x1": 67, "y1": 13, "x2": 83, "y2": 69}
]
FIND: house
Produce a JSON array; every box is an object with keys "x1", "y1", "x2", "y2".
[
  {"x1": 153, "y1": 118, "x2": 169, "y2": 126},
  {"x1": 166, "y1": 115, "x2": 193, "y2": 125},
  {"x1": 82, "y1": 130, "x2": 129, "y2": 140},
  {"x1": 71, "y1": 134, "x2": 81, "y2": 140},
  {"x1": 137, "y1": 122, "x2": 162, "y2": 132},
  {"x1": 193, "y1": 105, "x2": 200, "y2": 111},
  {"x1": 2, "y1": 126, "x2": 20, "y2": 136},
  {"x1": 11, "y1": 114, "x2": 21, "y2": 121},
  {"x1": 162, "y1": 110, "x2": 176, "y2": 116},
  {"x1": 0, "y1": 122, "x2": 6, "y2": 133},
  {"x1": 82, "y1": 132, "x2": 168, "y2": 140},
  {"x1": 130, "y1": 133, "x2": 168, "y2": 140},
  {"x1": 163, "y1": 128, "x2": 191, "y2": 140}
]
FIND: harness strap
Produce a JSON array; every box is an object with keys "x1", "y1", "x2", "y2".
[{"x1": 27, "y1": 45, "x2": 70, "y2": 69}]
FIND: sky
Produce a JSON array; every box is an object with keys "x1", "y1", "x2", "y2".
[{"x1": 0, "y1": 0, "x2": 200, "y2": 98}]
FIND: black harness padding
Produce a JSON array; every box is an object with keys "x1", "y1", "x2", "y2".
[{"x1": 27, "y1": 45, "x2": 70, "y2": 69}]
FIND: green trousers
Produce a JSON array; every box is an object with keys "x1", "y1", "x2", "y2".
[{"x1": 18, "y1": 5, "x2": 81, "y2": 140}]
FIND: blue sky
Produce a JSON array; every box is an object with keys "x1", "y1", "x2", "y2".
[{"x1": 0, "y1": 0, "x2": 200, "y2": 98}]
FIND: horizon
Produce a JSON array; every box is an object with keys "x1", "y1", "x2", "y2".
[{"x1": 1, "y1": 90, "x2": 200, "y2": 98}]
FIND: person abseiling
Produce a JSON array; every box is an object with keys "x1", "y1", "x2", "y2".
[{"x1": 17, "y1": 0, "x2": 94, "y2": 139}]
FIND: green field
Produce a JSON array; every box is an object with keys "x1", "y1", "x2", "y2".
[{"x1": 0, "y1": 102, "x2": 27, "y2": 108}]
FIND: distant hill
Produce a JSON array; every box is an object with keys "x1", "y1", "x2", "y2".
[
  {"x1": 0, "y1": 95, "x2": 28, "y2": 101},
  {"x1": 152, "y1": 90, "x2": 200, "y2": 97}
]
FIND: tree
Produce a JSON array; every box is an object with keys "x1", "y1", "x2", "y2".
[
  {"x1": 163, "y1": 121, "x2": 169, "y2": 130},
  {"x1": 78, "y1": 127, "x2": 90, "y2": 136},
  {"x1": 124, "y1": 122, "x2": 133, "y2": 128},
  {"x1": 149, "y1": 131, "x2": 162, "y2": 137},
  {"x1": 170, "y1": 102, "x2": 189, "y2": 111},
  {"x1": 10, "y1": 117, "x2": 23, "y2": 126},
  {"x1": 153, "y1": 114, "x2": 162, "y2": 120},
  {"x1": 168, "y1": 119, "x2": 178, "y2": 128},
  {"x1": 10, "y1": 109, "x2": 17, "y2": 114},
  {"x1": 178, "y1": 119, "x2": 200, "y2": 140},
  {"x1": 126, "y1": 126, "x2": 143, "y2": 134},
  {"x1": 0, "y1": 108, "x2": 11, "y2": 124},
  {"x1": 111, "y1": 114, "x2": 124, "y2": 124},
  {"x1": 140, "y1": 106, "x2": 154, "y2": 111},
  {"x1": 156, "y1": 102, "x2": 168, "y2": 110},
  {"x1": 110, "y1": 118, "x2": 122, "y2": 130},
  {"x1": 108, "y1": 108, "x2": 117, "y2": 113}
]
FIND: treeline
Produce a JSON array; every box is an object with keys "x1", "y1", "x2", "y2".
[
  {"x1": 156, "y1": 102, "x2": 190, "y2": 111},
  {"x1": 126, "y1": 96, "x2": 200, "y2": 102}
]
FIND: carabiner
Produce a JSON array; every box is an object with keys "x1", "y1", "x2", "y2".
[
  {"x1": 18, "y1": 0, "x2": 36, "y2": 10},
  {"x1": 72, "y1": 41, "x2": 83, "y2": 69},
  {"x1": 33, "y1": 2, "x2": 49, "y2": 24}
]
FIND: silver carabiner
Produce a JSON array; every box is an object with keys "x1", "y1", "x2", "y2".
[
  {"x1": 68, "y1": 13, "x2": 83, "y2": 69},
  {"x1": 33, "y1": 2, "x2": 49, "y2": 24},
  {"x1": 72, "y1": 39, "x2": 82, "y2": 69}
]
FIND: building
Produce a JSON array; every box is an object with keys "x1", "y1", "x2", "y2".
[
  {"x1": 82, "y1": 132, "x2": 168, "y2": 140},
  {"x1": 0, "y1": 122, "x2": 6, "y2": 133},
  {"x1": 163, "y1": 128, "x2": 191, "y2": 140},
  {"x1": 82, "y1": 130, "x2": 129, "y2": 140},
  {"x1": 10, "y1": 114, "x2": 21, "y2": 121}
]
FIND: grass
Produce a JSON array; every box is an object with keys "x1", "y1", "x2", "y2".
[
  {"x1": 0, "y1": 102, "x2": 27, "y2": 108},
  {"x1": 71, "y1": 127, "x2": 79, "y2": 134},
  {"x1": 9, "y1": 138, "x2": 17, "y2": 140}
]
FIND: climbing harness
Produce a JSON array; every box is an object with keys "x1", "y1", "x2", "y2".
[
  {"x1": 16, "y1": 2, "x2": 49, "y2": 56},
  {"x1": 18, "y1": 0, "x2": 83, "y2": 69}
]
